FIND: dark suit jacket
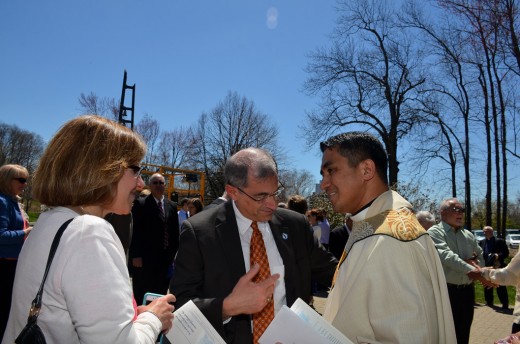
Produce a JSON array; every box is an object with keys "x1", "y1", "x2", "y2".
[
  {"x1": 104, "y1": 212, "x2": 133, "y2": 258},
  {"x1": 479, "y1": 236, "x2": 509, "y2": 268},
  {"x1": 129, "y1": 195, "x2": 179, "y2": 267},
  {"x1": 203, "y1": 197, "x2": 227, "y2": 211},
  {"x1": 170, "y1": 200, "x2": 337, "y2": 344},
  {"x1": 329, "y1": 225, "x2": 349, "y2": 260}
]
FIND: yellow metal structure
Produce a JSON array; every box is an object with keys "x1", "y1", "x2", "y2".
[{"x1": 141, "y1": 163, "x2": 205, "y2": 203}]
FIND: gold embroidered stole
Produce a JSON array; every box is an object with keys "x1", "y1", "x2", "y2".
[{"x1": 331, "y1": 207, "x2": 426, "y2": 288}]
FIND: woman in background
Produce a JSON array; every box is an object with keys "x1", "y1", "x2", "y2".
[
  {"x1": 306, "y1": 208, "x2": 323, "y2": 242},
  {"x1": 187, "y1": 197, "x2": 203, "y2": 217},
  {"x1": 3, "y1": 115, "x2": 175, "y2": 344},
  {"x1": 0, "y1": 164, "x2": 32, "y2": 339}
]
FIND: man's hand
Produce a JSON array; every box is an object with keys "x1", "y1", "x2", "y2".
[
  {"x1": 467, "y1": 268, "x2": 498, "y2": 288},
  {"x1": 222, "y1": 264, "x2": 280, "y2": 319},
  {"x1": 464, "y1": 252, "x2": 479, "y2": 266},
  {"x1": 495, "y1": 331, "x2": 520, "y2": 344}
]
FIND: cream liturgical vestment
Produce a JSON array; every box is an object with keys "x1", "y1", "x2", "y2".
[{"x1": 323, "y1": 191, "x2": 456, "y2": 344}]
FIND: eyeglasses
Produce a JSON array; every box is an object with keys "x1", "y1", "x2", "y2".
[
  {"x1": 13, "y1": 177, "x2": 27, "y2": 184},
  {"x1": 128, "y1": 165, "x2": 143, "y2": 178},
  {"x1": 151, "y1": 181, "x2": 165, "y2": 185},
  {"x1": 233, "y1": 184, "x2": 284, "y2": 203},
  {"x1": 449, "y1": 207, "x2": 465, "y2": 214}
]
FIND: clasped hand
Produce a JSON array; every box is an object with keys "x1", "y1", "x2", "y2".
[{"x1": 466, "y1": 262, "x2": 499, "y2": 288}]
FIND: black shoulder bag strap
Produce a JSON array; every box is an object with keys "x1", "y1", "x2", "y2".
[{"x1": 28, "y1": 218, "x2": 75, "y2": 319}]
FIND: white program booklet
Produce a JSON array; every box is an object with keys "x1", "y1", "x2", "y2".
[
  {"x1": 165, "y1": 300, "x2": 226, "y2": 344},
  {"x1": 259, "y1": 298, "x2": 354, "y2": 344}
]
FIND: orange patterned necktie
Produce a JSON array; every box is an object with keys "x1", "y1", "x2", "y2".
[{"x1": 250, "y1": 221, "x2": 274, "y2": 343}]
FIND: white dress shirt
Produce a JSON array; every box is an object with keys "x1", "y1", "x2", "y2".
[{"x1": 232, "y1": 201, "x2": 286, "y2": 314}]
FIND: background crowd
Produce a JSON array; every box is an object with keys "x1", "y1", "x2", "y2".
[{"x1": 2, "y1": 116, "x2": 520, "y2": 344}]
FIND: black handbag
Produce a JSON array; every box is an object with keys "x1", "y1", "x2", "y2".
[{"x1": 15, "y1": 218, "x2": 75, "y2": 344}]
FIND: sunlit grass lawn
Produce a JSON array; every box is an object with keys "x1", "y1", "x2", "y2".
[
  {"x1": 28, "y1": 211, "x2": 40, "y2": 223},
  {"x1": 475, "y1": 283, "x2": 516, "y2": 306}
]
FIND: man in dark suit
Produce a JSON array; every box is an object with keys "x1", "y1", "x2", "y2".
[
  {"x1": 170, "y1": 148, "x2": 337, "y2": 344},
  {"x1": 129, "y1": 173, "x2": 179, "y2": 304},
  {"x1": 328, "y1": 215, "x2": 351, "y2": 260},
  {"x1": 204, "y1": 191, "x2": 231, "y2": 211},
  {"x1": 479, "y1": 225, "x2": 509, "y2": 309},
  {"x1": 105, "y1": 212, "x2": 133, "y2": 258}
]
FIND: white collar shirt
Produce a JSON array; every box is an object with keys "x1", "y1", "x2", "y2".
[
  {"x1": 232, "y1": 201, "x2": 286, "y2": 314},
  {"x1": 153, "y1": 196, "x2": 164, "y2": 211}
]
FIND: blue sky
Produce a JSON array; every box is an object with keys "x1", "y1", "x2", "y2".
[{"x1": 0, "y1": 1, "x2": 337, "y2": 184}]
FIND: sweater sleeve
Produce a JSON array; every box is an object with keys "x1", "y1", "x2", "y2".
[
  {"x1": 0, "y1": 196, "x2": 25, "y2": 244},
  {"x1": 60, "y1": 216, "x2": 162, "y2": 344},
  {"x1": 484, "y1": 251, "x2": 520, "y2": 286}
]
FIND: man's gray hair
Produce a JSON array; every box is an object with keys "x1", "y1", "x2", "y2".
[
  {"x1": 439, "y1": 198, "x2": 461, "y2": 212},
  {"x1": 149, "y1": 173, "x2": 165, "y2": 183},
  {"x1": 224, "y1": 148, "x2": 278, "y2": 188},
  {"x1": 416, "y1": 211, "x2": 435, "y2": 224}
]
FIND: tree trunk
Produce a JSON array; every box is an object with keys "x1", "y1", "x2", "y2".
[{"x1": 479, "y1": 64, "x2": 493, "y2": 226}]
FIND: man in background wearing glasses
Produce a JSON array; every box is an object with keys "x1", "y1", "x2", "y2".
[
  {"x1": 129, "y1": 173, "x2": 180, "y2": 305},
  {"x1": 428, "y1": 198, "x2": 494, "y2": 344},
  {"x1": 170, "y1": 147, "x2": 337, "y2": 344}
]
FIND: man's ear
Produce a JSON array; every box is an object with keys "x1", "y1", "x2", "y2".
[
  {"x1": 360, "y1": 159, "x2": 376, "y2": 181},
  {"x1": 225, "y1": 184, "x2": 239, "y2": 201}
]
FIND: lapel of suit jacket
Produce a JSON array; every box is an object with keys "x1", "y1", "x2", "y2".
[
  {"x1": 269, "y1": 211, "x2": 297, "y2": 305},
  {"x1": 145, "y1": 195, "x2": 158, "y2": 214},
  {"x1": 162, "y1": 199, "x2": 172, "y2": 222},
  {"x1": 269, "y1": 212, "x2": 294, "y2": 272},
  {"x1": 146, "y1": 195, "x2": 166, "y2": 224},
  {"x1": 215, "y1": 202, "x2": 247, "y2": 281}
]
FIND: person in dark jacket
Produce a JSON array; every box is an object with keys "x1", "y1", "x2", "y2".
[
  {"x1": 0, "y1": 164, "x2": 32, "y2": 339},
  {"x1": 479, "y1": 225, "x2": 509, "y2": 309},
  {"x1": 170, "y1": 148, "x2": 337, "y2": 343},
  {"x1": 129, "y1": 173, "x2": 179, "y2": 304}
]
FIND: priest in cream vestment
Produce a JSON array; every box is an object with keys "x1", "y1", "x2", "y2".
[{"x1": 319, "y1": 132, "x2": 456, "y2": 344}]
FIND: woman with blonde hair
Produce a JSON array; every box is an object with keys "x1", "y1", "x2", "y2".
[
  {"x1": 0, "y1": 164, "x2": 32, "y2": 339},
  {"x1": 3, "y1": 115, "x2": 175, "y2": 344}
]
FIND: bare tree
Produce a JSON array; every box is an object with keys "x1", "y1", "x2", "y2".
[
  {"x1": 393, "y1": 182, "x2": 438, "y2": 214},
  {"x1": 401, "y1": 1, "x2": 476, "y2": 229},
  {"x1": 0, "y1": 122, "x2": 44, "y2": 172},
  {"x1": 135, "y1": 114, "x2": 161, "y2": 165},
  {"x1": 408, "y1": 99, "x2": 461, "y2": 197},
  {"x1": 190, "y1": 91, "x2": 281, "y2": 199},
  {"x1": 0, "y1": 122, "x2": 44, "y2": 209},
  {"x1": 303, "y1": 0, "x2": 427, "y2": 186},
  {"x1": 278, "y1": 169, "x2": 316, "y2": 198},
  {"x1": 156, "y1": 127, "x2": 194, "y2": 168},
  {"x1": 476, "y1": 64, "x2": 494, "y2": 227},
  {"x1": 78, "y1": 92, "x2": 119, "y2": 120},
  {"x1": 436, "y1": 0, "x2": 517, "y2": 234},
  {"x1": 500, "y1": 0, "x2": 520, "y2": 76}
]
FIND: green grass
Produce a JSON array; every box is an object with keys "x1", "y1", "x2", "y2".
[
  {"x1": 475, "y1": 283, "x2": 516, "y2": 306},
  {"x1": 27, "y1": 211, "x2": 40, "y2": 223}
]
